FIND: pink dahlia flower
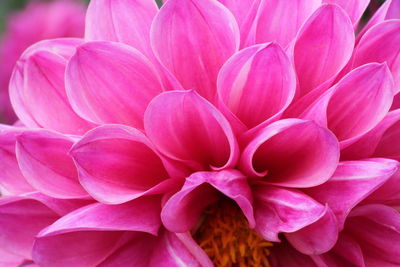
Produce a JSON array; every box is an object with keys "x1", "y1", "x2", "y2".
[
  {"x1": 0, "y1": 0, "x2": 86, "y2": 124},
  {"x1": 1, "y1": 0, "x2": 400, "y2": 266}
]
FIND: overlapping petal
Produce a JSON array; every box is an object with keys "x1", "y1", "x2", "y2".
[{"x1": 323, "y1": 0, "x2": 369, "y2": 26}]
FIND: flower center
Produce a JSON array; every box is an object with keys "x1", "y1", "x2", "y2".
[{"x1": 194, "y1": 200, "x2": 272, "y2": 267}]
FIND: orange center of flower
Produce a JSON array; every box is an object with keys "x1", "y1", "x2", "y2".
[{"x1": 194, "y1": 200, "x2": 273, "y2": 267}]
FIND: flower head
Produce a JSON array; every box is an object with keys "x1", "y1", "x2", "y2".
[{"x1": 1, "y1": 0, "x2": 400, "y2": 266}]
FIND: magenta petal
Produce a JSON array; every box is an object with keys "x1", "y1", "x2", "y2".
[
  {"x1": 304, "y1": 159, "x2": 398, "y2": 229},
  {"x1": 217, "y1": 0, "x2": 254, "y2": 28},
  {"x1": 150, "y1": 0, "x2": 239, "y2": 101},
  {"x1": 0, "y1": 125, "x2": 34, "y2": 194},
  {"x1": 294, "y1": 4, "x2": 354, "y2": 96},
  {"x1": 366, "y1": 168, "x2": 400, "y2": 205},
  {"x1": 285, "y1": 207, "x2": 338, "y2": 255},
  {"x1": 301, "y1": 63, "x2": 395, "y2": 147},
  {"x1": 323, "y1": 0, "x2": 370, "y2": 26},
  {"x1": 16, "y1": 130, "x2": 87, "y2": 199},
  {"x1": 0, "y1": 247, "x2": 24, "y2": 267},
  {"x1": 70, "y1": 125, "x2": 171, "y2": 204},
  {"x1": 66, "y1": 41, "x2": 164, "y2": 129},
  {"x1": 253, "y1": 185, "x2": 328, "y2": 242},
  {"x1": 161, "y1": 170, "x2": 254, "y2": 233},
  {"x1": 354, "y1": 20, "x2": 400, "y2": 93},
  {"x1": 270, "y1": 241, "x2": 318, "y2": 267},
  {"x1": 217, "y1": 43, "x2": 296, "y2": 130},
  {"x1": 346, "y1": 204, "x2": 400, "y2": 265},
  {"x1": 240, "y1": 119, "x2": 339, "y2": 187},
  {"x1": 373, "y1": 110, "x2": 400, "y2": 161},
  {"x1": 144, "y1": 91, "x2": 239, "y2": 170},
  {"x1": 85, "y1": 0, "x2": 157, "y2": 58},
  {"x1": 9, "y1": 41, "x2": 92, "y2": 134},
  {"x1": 33, "y1": 197, "x2": 162, "y2": 267},
  {"x1": 241, "y1": 0, "x2": 321, "y2": 48}
]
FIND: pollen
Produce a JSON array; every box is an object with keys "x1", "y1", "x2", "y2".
[{"x1": 194, "y1": 200, "x2": 273, "y2": 267}]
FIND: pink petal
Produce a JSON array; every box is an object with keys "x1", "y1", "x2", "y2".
[
  {"x1": 217, "y1": 0, "x2": 255, "y2": 28},
  {"x1": 144, "y1": 90, "x2": 239, "y2": 170},
  {"x1": 341, "y1": 109, "x2": 400, "y2": 159},
  {"x1": 365, "y1": 168, "x2": 400, "y2": 205},
  {"x1": 65, "y1": 41, "x2": 164, "y2": 129},
  {"x1": 322, "y1": 233, "x2": 365, "y2": 267},
  {"x1": 0, "y1": 247, "x2": 24, "y2": 267},
  {"x1": 241, "y1": 0, "x2": 321, "y2": 48},
  {"x1": 323, "y1": 0, "x2": 370, "y2": 26},
  {"x1": 301, "y1": 63, "x2": 394, "y2": 148},
  {"x1": 270, "y1": 241, "x2": 318, "y2": 267},
  {"x1": 70, "y1": 125, "x2": 174, "y2": 204},
  {"x1": 354, "y1": 20, "x2": 400, "y2": 93},
  {"x1": 33, "y1": 197, "x2": 162, "y2": 267},
  {"x1": 253, "y1": 185, "x2": 328, "y2": 242},
  {"x1": 9, "y1": 42, "x2": 92, "y2": 135},
  {"x1": 217, "y1": 43, "x2": 296, "y2": 130},
  {"x1": 346, "y1": 204, "x2": 400, "y2": 265},
  {"x1": 304, "y1": 159, "x2": 398, "y2": 228},
  {"x1": 161, "y1": 170, "x2": 254, "y2": 233},
  {"x1": 85, "y1": 0, "x2": 157, "y2": 58},
  {"x1": 373, "y1": 110, "x2": 400, "y2": 161},
  {"x1": 240, "y1": 119, "x2": 339, "y2": 187},
  {"x1": 15, "y1": 129, "x2": 87, "y2": 199},
  {"x1": 0, "y1": 125, "x2": 34, "y2": 194},
  {"x1": 150, "y1": 0, "x2": 239, "y2": 101},
  {"x1": 294, "y1": 4, "x2": 354, "y2": 96},
  {"x1": 285, "y1": 207, "x2": 338, "y2": 255}
]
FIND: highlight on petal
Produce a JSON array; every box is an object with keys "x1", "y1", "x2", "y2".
[
  {"x1": 354, "y1": 20, "x2": 400, "y2": 93},
  {"x1": 33, "y1": 197, "x2": 162, "y2": 267},
  {"x1": 161, "y1": 170, "x2": 254, "y2": 233},
  {"x1": 323, "y1": 0, "x2": 370, "y2": 26},
  {"x1": 15, "y1": 129, "x2": 87, "y2": 199},
  {"x1": 253, "y1": 185, "x2": 328, "y2": 242},
  {"x1": 301, "y1": 63, "x2": 394, "y2": 148},
  {"x1": 65, "y1": 41, "x2": 164, "y2": 129},
  {"x1": 70, "y1": 125, "x2": 172, "y2": 204},
  {"x1": 0, "y1": 125, "x2": 34, "y2": 194},
  {"x1": 241, "y1": 0, "x2": 321, "y2": 48},
  {"x1": 240, "y1": 119, "x2": 339, "y2": 187},
  {"x1": 217, "y1": 43, "x2": 296, "y2": 130},
  {"x1": 144, "y1": 91, "x2": 239, "y2": 170},
  {"x1": 293, "y1": 4, "x2": 354, "y2": 96},
  {"x1": 85, "y1": 0, "x2": 158, "y2": 57},
  {"x1": 304, "y1": 159, "x2": 398, "y2": 228},
  {"x1": 150, "y1": 0, "x2": 239, "y2": 101},
  {"x1": 9, "y1": 39, "x2": 92, "y2": 134},
  {"x1": 217, "y1": 0, "x2": 255, "y2": 28}
]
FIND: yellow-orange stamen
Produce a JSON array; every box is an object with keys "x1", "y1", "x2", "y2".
[{"x1": 194, "y1": 200, "x2": 273, "y2": 267}]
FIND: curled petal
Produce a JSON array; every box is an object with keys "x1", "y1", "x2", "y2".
[
  {"x1": 217, "y1": 43, "x2": 296, "y2": 130},
  {"x1": 240, "y1": 119, "x2": 339, "y2": 187},
  {"x1": 144, "y1": 91, "x2": 239, "y2": 170},
  {"x1": 151, "y1": 0, "x2": 239, "y2": 101},
  {"x1": 16, "y1": 130, "x2": 87, "y2": 199},
  {"x1": 253, "y1": 185, "x2": 328, "y2": 242},
  {"x1": 294, "y1": 4, "x2": 354, "y2": 96},
  {"x1": 70, "y1": 125, "x2": 172, "y2": 204},
  {"x1": 66, "y1": 41, "x2": 164, "y2": 129},
  {"x1": 304, "y1": 159, "x2": 398, "y2": 228},
  {"x1": 323, "y1": 0, "x2": 369, "y2": 26},
  {"x1": 0, "y1": 125, "x2": 34, "y2": 194},
  {"x1": 85, "y1": 0, "x2": 157, "y2": 57},
  {"x1": 9, "y1": 40, "x2": 92, "y2": 134},
  {"x1": 161, "y1": 170, "x2": 254, "y2": 233},
  {"x1": 301, "y1": 63, "x2": 394, "y2": 148},
  {"x1": 354, "y1": 20, "x2": 400, "y2": 93}
]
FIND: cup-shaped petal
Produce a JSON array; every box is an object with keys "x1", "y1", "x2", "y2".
[
  {"x1": 144, "y1": 90, "x2": 239, "y2": 171},
  {"x1": 70, "y1": 125, "x2": 171, "y2": 204},
  {"x1": 9, "y1": 40, "x2": 92, "y2": 134},
  {"x1": 304, "y1": 159, "x2": 398, "y2": 229},
  {"x1": 241, "y1": 0, "x2": 321, "y2": 48},
  {"x1": 217, "y1": 43, "x2": 296, "y2": 130},
  {"x1": 85, "y1": 0, "x2": 157, "y2": 58},
  {"x1": 301, "y1": 63, "x2": 395, "y2": 148},
  {"x1": 150, "y1": 0, "x2": 239, "y2": 101},
  {"x1": 240, "y1": 119, "x2": 339, "y2": 187},
  {"x1": 354, "y1": 20, "x2": 400, "y2": 94},
  {"x1": 15, "y1": 130, "x2": 87, "y2": 199},
  {"x1": 294, "y1": 4, "x2": 354, "y2": 96}
]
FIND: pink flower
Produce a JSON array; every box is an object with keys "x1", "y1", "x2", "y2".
[
  {"x1": 0, "y1": 0, "x2": 86, "y2": 124},
  {"x1": 1, "y1": 0, "x2": 400, "y2": 266}
]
